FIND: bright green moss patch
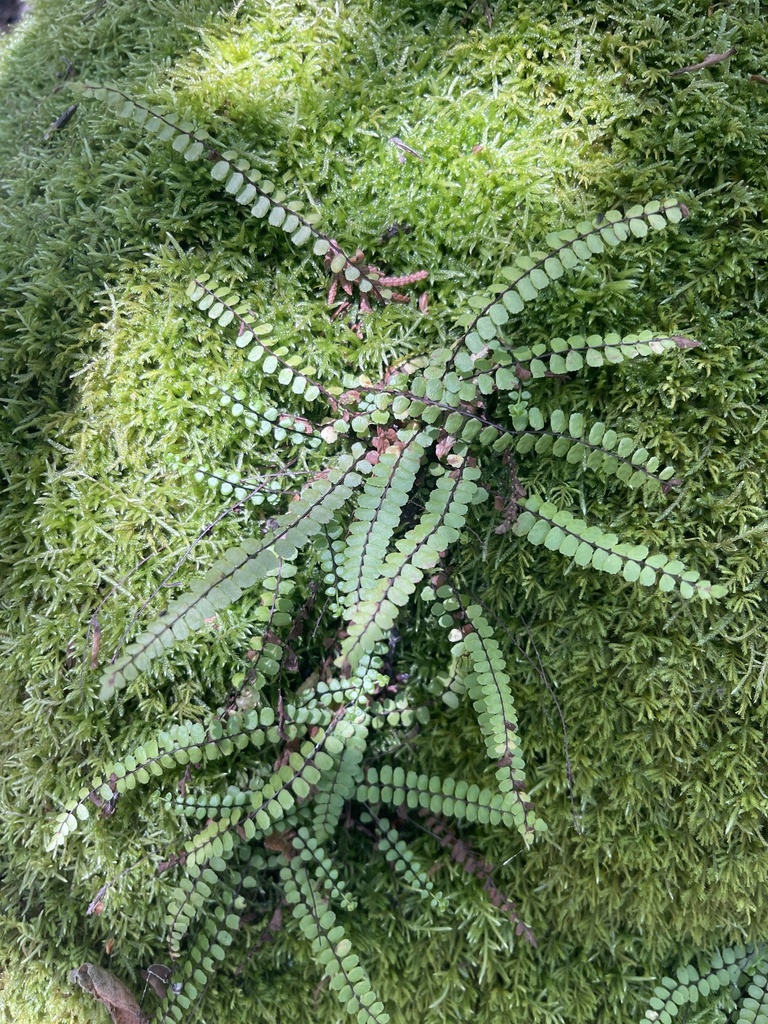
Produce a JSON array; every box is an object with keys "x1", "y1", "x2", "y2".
[{"x1": 1, "y1": 2, "x2": 768, "y2": 1023}]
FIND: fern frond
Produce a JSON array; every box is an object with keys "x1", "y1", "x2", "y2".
[
  {"x1": 452, "y1": 330, "x2": 698, "y2": 387},
  {"x1": 77, "y1": 83, "x2": 396, "y2": 302},
  {"x1": 166, "y1": 835, "x2": 241, "y2": 957},
  {"x1": 366, "y1": 812, "x2": 447, "y2": 911},
  {"x1": 212, "y1": 382, "x2": 320, "y2": 444},
  {"x1": 311, "y1": 708, "x2": 369, "y2": 842},
  {"x1": 428, "y1": 590, "x2": 537, "y2": 839},
  {"x1": 514, "y1": 495, "x2": 727, "y2": 598},
  {"x1": 98, "y1": 449, "x2": 370, "y2": 698},
  {"x1": 639, "y1": 944, "x2": 767, "y2": 1024},
  {"x1": 451, "y1": 200, "x2": 689, "y2": 365},
  {"x1": 174, "y1": 784, "x2": 255, "y2": 822},
  {"x1": 282, "y1": 858, "x2": 390, "y2": 1024},
  {"x1": 194, "y1": 463, "x2": 301, "y2": 505},
  {"x1": 338, "y1": 430, "x2": 428, "y2": 613},
  {"x1": 510, "y1": 407, "x2": 676, "y2": 489},
  {"x1": 188, "y1": 277, "x2": 337, "y2": 410},
  {"x1": 47, "y1": 710, "x2": 278, "y2": 850},
  {"x1": 291, "y1": 828, "x2": 356, "y2": 909},
  {"x1": 158, "y1": 848, "x2": 263, "y2": 1023},
  {"x1": 380, "y1": 386, "x2": 677, "y2": 491},
  {"x1": 357, "y1": 765, "x2": 546, "y2": 836},
  {"x1": 498, "y1": 330, "x2": 699, "y2": 378},
  {"x1": 79, "y1": 84, "x2": 317, "y2": 237},
  {"x1": 339, "y1": 464, "x2": 483, "y2": 674},
  {"x1": 310, "y1": 521, "x2": 347, "y2": 617}
]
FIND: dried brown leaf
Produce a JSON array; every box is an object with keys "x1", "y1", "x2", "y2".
[{"x1": 70, "y1": 964, "x2": 148, "y2": 1024}]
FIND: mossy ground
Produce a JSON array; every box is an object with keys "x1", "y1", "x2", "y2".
[{"x1": 1, "y1": 1, "x2": 767, "y2": 1022}]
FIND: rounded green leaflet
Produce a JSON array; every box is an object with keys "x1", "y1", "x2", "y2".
[
  {"x1": 526, "y1": 520, "x2": 551, "y2": 545},
  {"x1": 292, "y1": 224, "x2": 313, "y2": 245},
  {"x1": 622, "y1": 560, "x2": 643, "y2": 583},
  {"x1": 527, "y1": 268, "x2": 548, "y2": 290},
  {"x1": 544, "y1": 526, "x2": 565, "y2": 551},
  {"x1": 156, "y1": 120, "x2": 177, "y2": 142},
  {"x1": 568, "y1": 540, "x2": 591, "y2": 566},
  {"x1": 454, "y1": 350, "x2": 475, "y2": 373},
  {"x1": 558, "y1": 245, "x2": 581, "y2": 269},
  {"x1": 184, "y1": 141, "x2": 205, "y2": 161},
  {"x1": 210, "y1": 159, "x2": 231, "y2": 181},
  {"x1": 616, "y1": 436, "x2": 634, "y2": 458},
  {"x1": 630, "y1": 217, "x2": 649, "y2": 238},
  {"x1": 251, "y1": 196, "x2": 271, "y2": 218},
  {"x1": 544, "y1": 255, "x2": 564, "y2": 278},
  {"x1": 585, "y1": 348, "x2": 604, "y2": 367},
  {"x1": 236, "y1": 183, "x2": 258, "y2": 205},
  {"x1": 570, "y1": 238, "x2": 591, "y2": 260},
  {"x1": 516, "y1": 278, "x2": 538, "y2": 302},
  {"x1": 224, "y1": 170, "x2": 244, "y2": 194},
  {"x1": 550, "y1": 409, "x2": 566, "y2": 432},
  {"x1": 526, "y1": 407, "x2": 544, "y2": 430},
  {"x1": 501, "y1": 289, "x2": 524, "y2": 313},
  {"x1": 586, "y1": 233, "x2": 604, "y2": 254},
  {"x1": 602, "y1": 553, "x2": 622, "y2": 574},
  {"x1": 495, "y1": 366, "x2": 518, "y2": 390},
  {"x1": 476, "y1": 317, "x2": 496, "y2": 340}
]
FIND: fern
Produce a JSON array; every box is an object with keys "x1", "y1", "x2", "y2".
[
  {"x1": 50, "y1": 82, "x2": 729, "y2": 1024},
  {"x1": 640, "y1": 945, "x2": 768, "y2": 1024}
]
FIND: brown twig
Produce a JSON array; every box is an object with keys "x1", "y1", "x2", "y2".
[{"x1": 669, "y1": 47, "x2": 736, "y2": 77}]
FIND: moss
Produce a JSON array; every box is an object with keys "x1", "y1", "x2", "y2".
[{"x1": 1, "y1": 1, "x2": 767, "y2": 1023}]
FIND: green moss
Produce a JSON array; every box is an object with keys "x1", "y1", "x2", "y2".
[{"x1": 1, "y1": 1, "x2": 767, "y2": 1023}]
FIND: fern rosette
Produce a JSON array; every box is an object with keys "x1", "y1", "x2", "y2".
[{"x1": 47, "y1": 82, "x2": 726, "y2": 1024}]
